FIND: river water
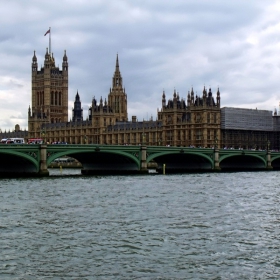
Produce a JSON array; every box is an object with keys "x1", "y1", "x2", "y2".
[{"x1": 1, "y1": 170, "x2": 280, "y2": 279}]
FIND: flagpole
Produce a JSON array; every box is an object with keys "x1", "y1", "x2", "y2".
[{"x1": 49, "y1": 27, "x2": 51, "y2": 55}]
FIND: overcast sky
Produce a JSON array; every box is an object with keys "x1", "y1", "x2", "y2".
[{"x1": 0, "y1": 0, "x2": 280, "y2": 131}]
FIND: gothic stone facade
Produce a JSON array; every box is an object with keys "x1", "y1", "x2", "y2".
[{"x1": 28, "y1": 50, "x2": 221, "y2": 147}]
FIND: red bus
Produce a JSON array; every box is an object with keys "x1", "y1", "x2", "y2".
[{"x1": 28, "y1": 138, "x2": 44, "y2": 144}]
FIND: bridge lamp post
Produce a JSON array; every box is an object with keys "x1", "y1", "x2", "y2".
[
  {"x1": 41, "y1": 129, "x2": 46, "y2": 144},
  {"x1": 214, "y1": 136, "x2": 218, "y2": 149},
  {"x1": 158, "y1": 138, "x2": 161, "y2": 146},
  {"x1": 84, "y1": 135, "x2": 87, "y2": 145},
  {"x1": 142, "y1": 133, "x2": 146, "y2": 145},
  {"x1": 267, "y1": 140, "x2": 270, "y2": 151}
]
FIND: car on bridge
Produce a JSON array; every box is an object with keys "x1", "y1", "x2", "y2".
[{"x1": 1, "y1": 138, "x2": 25, "y2": 144}]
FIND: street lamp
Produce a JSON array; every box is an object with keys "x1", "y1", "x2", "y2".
[
  {"x1": 142, "y1": 133, "x2": 146, "y2": 145},
  {"x1": 84, "y1": 135, "x2": 87, "y2": 144},
  {"x1": 41, "y1": 127, "x2": 46, "y2": 144},
  {"x1": 214, "y1": 136, "x2": 218, "y2": 148},
  {"x1": 158, "y1": 138, "x2": 161, "y2": 146},
  {"x1": 267, "y1": 140, "x2": 270, "y2": 151}
]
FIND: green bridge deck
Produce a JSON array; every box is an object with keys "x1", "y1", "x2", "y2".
[{"x1": 0, "y1": 144, "x2": 279, "y2": 176}]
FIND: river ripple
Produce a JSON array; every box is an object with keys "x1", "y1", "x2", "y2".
[{"x1": 1, "y1": 171, "x2": 280, "y2": 279}]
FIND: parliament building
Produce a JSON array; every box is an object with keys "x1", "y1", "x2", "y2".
[{"x1": 26, "y1": 47, "x2": 280, "y2": 150}]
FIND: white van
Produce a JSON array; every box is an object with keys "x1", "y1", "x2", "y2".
[{"x1": 6, "y1": 138, "x2": 25, "y2": 144}]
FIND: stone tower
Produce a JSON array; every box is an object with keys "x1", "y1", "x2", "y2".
[
  {"x1": 28, "y1": 48, "x2": 68, "y2": 138},
  {"x1": 72, "y1": 91, "x2": 83, "y2": 122},
  {"x1": 108, "y1": 54, "x2": 128, "y2": 122}
]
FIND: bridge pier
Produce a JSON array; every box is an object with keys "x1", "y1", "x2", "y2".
[
  {"x1": 39, "y1": 145, "x2": 49, "y2": 176},
  {"x1": 214, "y1": 148, "x2": 221, "y2": 171},
  {"x1": 140, "y1": 146, "x2": 148, "y2": 173}
]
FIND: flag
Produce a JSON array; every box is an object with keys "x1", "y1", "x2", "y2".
[{"x1": 44, "y1": 29, "x2": 50, "y2": 36}]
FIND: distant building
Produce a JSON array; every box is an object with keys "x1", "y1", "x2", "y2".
[
  {"x1": 0, "y1": 124, "x2": 28, "y2": 141},
  {"x1": 221, "y1": 107, "x2": 280, "y2": 150}
]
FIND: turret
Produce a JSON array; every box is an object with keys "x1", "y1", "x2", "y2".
[
  {"x1": 162, "y1": 90, "x2": 166, "y2": 108},
  {"x1": 191, "y1": 87, "x2": 194, "y2": 105},
  {"x1": 100, "y1": 96, "x2": 103, "y2": 112},
  {"x1": 62, "y1": 50, "x2": 68, "y2": 72},
  {"x1": 208, "y1": 88, "x2": 213, "y2": 106},
  {"x1": 173, "y1": 89, "x2": 177, "y2": 109},
  {"x1": 187, "y1": 91, "x2": 191, "y2": 106},
  {"x1": 32, "y1": 51, "x2": 37, "y2": 72},
  {"x1": 216, "y1": 88, "x2": 220, "y2": 107},
  {"x1": 203, "y1": 86, "x2": 207, "y2": 106}
]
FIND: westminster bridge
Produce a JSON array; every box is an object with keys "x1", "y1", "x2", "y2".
[{"x1": 0, "y1": 144, "x2": 280, "y2": 176}]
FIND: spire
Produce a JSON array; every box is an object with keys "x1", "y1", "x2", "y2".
[
  {"x1": 63, "y1": 50, "x2": 68, "y2": 61},
  {"x1": 32, "y1": 51, "x2": 37, "y2": 62},
  {"x1": 162, "y1": 90, "x2": 166, "y2": 108},
  {"x1": 217, "y1": 87, "x2": 220, "y2": 97},
  {"x1": 75, "y1": 90, "x2": 80, "y2": 101},
  {"x1": 32, "y1": 50, "x2": 38, "y2": 72},
  {"x1": 191, "y1": 87, "x2": 194, "y2": 105},
  {"x1": 203, "y1": 86, "x2": 207, "y2": 98},
  {"x1": 62, "y1": 50, "x2": 68, "y2": 71},
  {"x1": 187, "y1": 91, "x2": 191, "y2": 106},
  {"x1": 216, "y1": 87, "x2": 220, "y2": 107},
  {"x1": 112, "y1": 54, "x2": 122, "y2": 88},
  {"x1": 115, "y1": 53, "x2": 119, "y2": 72},
  {"x1": 45, "y1": 48, "x2": 49, "y2": 59}
]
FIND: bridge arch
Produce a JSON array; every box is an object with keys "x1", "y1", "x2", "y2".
[
  {"x1": 271, "y1": 154, "x2": 280, "y2": 169},
  {"x1": 219, "y1": 153, "x2": 266, "y2": 170},
  {"x1": 147, "y1": 150, "x2": 214, "y2": 172},
  {"x1": 47, "y1": 146, "x2": 141, "y2": 173},
  {"x1": 0, "y1": 149, "x2": 39, "y2": 175}
]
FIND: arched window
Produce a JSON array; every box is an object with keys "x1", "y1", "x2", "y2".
[
  {"x1": 41, "y1": 91, "x2": 44, "y2": 105},
  {"x1": 51, "y1": 91, "x2": 54, "y2": 105}
]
